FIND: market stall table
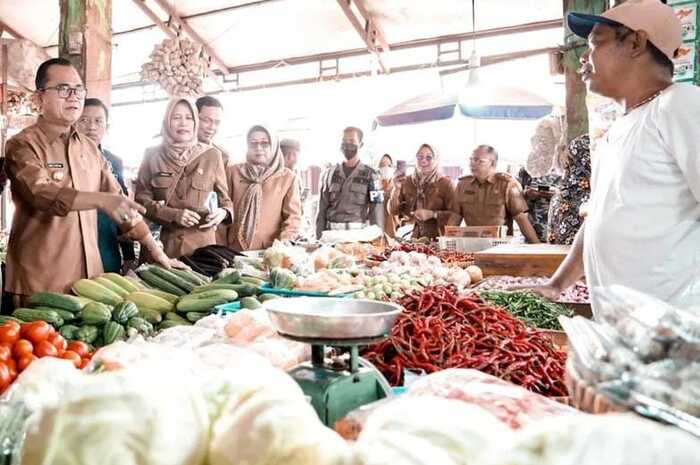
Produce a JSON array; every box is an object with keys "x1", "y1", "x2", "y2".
[{"x1": 474, "y1": 243, "x2": 570, "y2": 277}]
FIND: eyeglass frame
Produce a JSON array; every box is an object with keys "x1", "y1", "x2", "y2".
[
  {"x1": 247, "y1": 140, "x2": 271, "y2": 149},
  {"x1": 39, "y1": 84, "x2": 88, "y2": 99}
]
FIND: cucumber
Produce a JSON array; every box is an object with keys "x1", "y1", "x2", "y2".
[
  {"x1": 28, "y1": 292, "x2": 83, "y2": 312},
  {"x1": 81, "y1": 302, "x2": 112, "y2": 326},
  {"x1": 258, "y1": 293, "x2": 280, "y2": 302},
  {"x1": 192, "y1": 283, "x2": 241, "y2": 294},
  {"x1": 214, "y1": 270, "x2": 241, "y2": 285},
  {"x1": 138, "y1": 308, "x2": 163, "y2": 325},
  {"x1": 94, "y1": 277, "x2": 131, "y2": 299},
  {"x1": 72, "y1": 279, "x2": 122, "y2": 306},
  {"x1": 31, "y1": 306, "x2": 76, "y2": 322},
  {"x1": 59, "y1": 324, "x2": 81, "y2": 340},
  {"x1": 142, "y1": 289, "x2": 179, "y2": 304},
  {"x1": 164, "y1": 312, "x2": 190, "y2": 324},
  {"x1": 185, "y1": 312, "x2": 209, "y2": 323},
  {"x1": 158, "y1": 320, "x2": 189, "y2": 330},
  {"x1": 228, "y1": 283, "x2": 259, "y2": 297},
  {"x1": 73, "y1": 296, "x2": 96, "y2": 308},
  {"x1": 112, "y1": 301, "x2": 139, "y2": 324},
  {"x1": 127, "y1": 292, "x2": 173, "y2": 313},
  {"x1": 138, "y1": 270, "x2": 187, "y2": 296},
  {"x1": 176, "y1": 297, "x2": 229, "y2": 313},
  {"x1": 149, "y1": 266, "x2": 195, "y2": 292},
  {"x1": 188, "y1": 269, "x2": 212, "y2": 283},
  {"x1": 103, "y1": 321, "x2": 126, "y2": 345},
  {"x1": 185, "y1": 289, "x2": 238, "y2": 301},
  {"x1": 240, "y1": 297, "x2": 262, "y2": 310},
  {"x1": 169, "y1": 268, "x2": 208, "y2": 286},
  {"x1": 76, "y1": 325, "x2": 100, "y2": 344},
  {"x1": 101, "y1": 273, "x2": 140, "y2": 293},
  {"x1": 12, "y1": 308, "x2": 63, "y2": 327},
  {"x1": 240, "y1": 276, "x2": 266, "y2": 287},
  {"x1": 0, "y1": 316, "x2": 22, "y2": 324}
]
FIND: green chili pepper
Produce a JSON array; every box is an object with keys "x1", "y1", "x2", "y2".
[{"x1": 479, "y1": 291, "x2": 573, "y2": 331}]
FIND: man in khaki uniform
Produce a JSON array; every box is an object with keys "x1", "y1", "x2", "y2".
[
  {"x1": 4, "y1": 58, "x2": 175, "y2": 302},
  {"x1": 450, "y1": 145, "x2": 540, "y2": 243},
  {"x1": 316, "y1": 127, "x2": 384, "y2": 238}
]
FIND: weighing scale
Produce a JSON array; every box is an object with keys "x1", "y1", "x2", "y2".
[{"x1": 264, "y1": 298, "x2": 401, "y2": 426}]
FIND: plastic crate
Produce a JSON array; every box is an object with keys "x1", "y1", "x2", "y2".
[{"x1": 437, "y1": 236, "x2": 516, "y2": 252}]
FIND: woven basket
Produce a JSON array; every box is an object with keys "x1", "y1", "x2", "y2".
[{"x1": 565, "y1": 360, "x2": 625, "y2": 414}]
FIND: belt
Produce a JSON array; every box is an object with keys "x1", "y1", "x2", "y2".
[{"x1": 328, "y1": 222, "x2": 366, "y2": 231}]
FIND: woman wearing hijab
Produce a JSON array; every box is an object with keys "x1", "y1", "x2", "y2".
[
  {"x1": 389, "y1": 143, "x2": 455, "y2": 240},
  {"x1": 378, "y1": 154, "x2": 398, "y2": 238},
  {"x1": 135, "y1": 98, "x2": 232, "y2": 258},
  {"x1": 227, "y1": 124, "x2": 302, "y2": 251}
]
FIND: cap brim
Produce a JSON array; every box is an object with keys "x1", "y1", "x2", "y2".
[{"x1": 567, "y1": 12, "x2": 622, "y2": 39}]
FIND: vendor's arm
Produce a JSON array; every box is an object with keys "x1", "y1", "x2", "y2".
[
  {"x1": 133, "y1": 151, "x2": 181, "y2": 225},
  {"x1": 514, "y1": 213, "x2": 541, "y2": 244},
  {"x1": 435, "y1": 177, "x2": 460, "y2": 230},
  {"x1": 446, "y1": 183, "x2": 464, "y2": 226},
  {"x1": 280, "y1": 176, "x2": 302, "y2": 241},
  {"x1": 367, "y1": 169, "x2": 385, "y2": 231},
  {"x1": 529, "y1": 224, "x2": 586, "y2": 300}
]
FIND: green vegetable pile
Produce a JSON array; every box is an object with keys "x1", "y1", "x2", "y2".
[{"x1": 479, "y1": 291, "x2": 573, "y2": 331}]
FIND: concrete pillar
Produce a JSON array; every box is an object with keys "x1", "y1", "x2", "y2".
[{"x1": 59, "y1": 0, "x2": 112, "y2": 105}]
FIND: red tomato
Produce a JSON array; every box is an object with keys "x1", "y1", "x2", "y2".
[
  {"x1": 17, "y1": 355, "x2": 37, "y2": 372},
  {"x1": 0, "y1": 363, "x2": 12, "y2": 390},
  {"x1": 0, "y1": 345, "x2": 11, "y2": 362},
  {"x1": 6, "y1": 359, "x2": 17, "y2": 380},
  {"x1": 13, "y1": 339, "x2": 33, "y2": 358},
  {"x1": 24, "y1": 321, "x2": 51, "y2": 344},
  {"x1": 67, "y1": 341, "x2": 90, "y2": 358},
  {"x1": 80, "y1": 357, "x2": 91, "y2": 369},
  {"x1": 0, "y1": 325, "x2": 20, "y2": 345},
  {"x1": 3, "y1": 321, "x2": 20, "y2": 332},
  {"x1": 60, "y1": 350, "x2": 82, "y2": 368},
  {"x1": 34, "y1": 341, "x2": 58, "y2": 358},
  {"x1": 48, "y1": 333, "x2": 67, "y2": 354}
]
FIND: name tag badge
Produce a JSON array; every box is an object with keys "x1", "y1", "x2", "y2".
[
  {"x1": 47, "y1": 162, "x2": 64, "y2": 169},
  {"x1": 197, "y1": 168, "x2": 204, "y2": 175},
  {"x1": 156, "y1": 171, "x2": 174, "y2": 177}
]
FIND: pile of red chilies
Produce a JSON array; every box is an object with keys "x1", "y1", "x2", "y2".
[{"x1": 363, "y1": 286, "x2": 568, "y2": 397}]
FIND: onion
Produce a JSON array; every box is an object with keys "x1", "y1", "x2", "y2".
[{"x1": 466, "y1": 265, "x2": 483, "y2": 283}]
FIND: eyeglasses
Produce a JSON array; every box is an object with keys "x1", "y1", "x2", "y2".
[
  {"x1": 40, "y1": 84, "x2": 87, "y2": 99},
  {"x1": 77, "y1": 116, "x2": 106, "y2": 127},
  {"x1": 469, "y1": 158, "x2": 492, "y2": 165},
  {"x1": 248, "y1": 140, "x2": 270, "y2": 149},
  {"x1": 416, "y1": 155, "x2": 433, "y2": 162}
]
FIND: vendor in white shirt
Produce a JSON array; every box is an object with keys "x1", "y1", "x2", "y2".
[{"x1": 533, "y1": 0, "x2": 700, "y2": 310}]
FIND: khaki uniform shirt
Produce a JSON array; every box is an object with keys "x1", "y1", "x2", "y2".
[
  {"x1": 135, "y1": 147, "x2": 232, "y2": 258},
  {"x1": 450, "y1": 173, "x2": 528, "y2": 233},
  {"x1": 390, "y1": 176, "x2": 456, "y2": 240},
  {"x1": 227, "y1": 164, "x2": 302, "y2": 251},
  {"x1": 4, "y1": 117, "x2": 123, "y2": 295},
  {"x1": 316, "y1": 162, "x2": 385, "y2": 238}
]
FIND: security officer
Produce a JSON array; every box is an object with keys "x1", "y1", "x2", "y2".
[
  {"x1": 316, "y1": 127, "x2": 384, "y2": 238},
  {"x1": 449, "y1": 145, "x2": 540, "y2": 243}
]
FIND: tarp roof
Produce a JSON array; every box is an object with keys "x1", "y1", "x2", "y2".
[{"x1": 0, "y1": 0, "x2": 563, "y2": 88}]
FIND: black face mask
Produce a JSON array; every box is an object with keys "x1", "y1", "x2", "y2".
[{"x1": 341, "y1": 143, "x2": 359, "y2": 159}]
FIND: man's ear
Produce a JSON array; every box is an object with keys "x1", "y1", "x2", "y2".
[
  {"x1": 32, "y1": 91, "x2": 42, "y2": 109},
  {"x1": 629, "y1": 30, "x2": 650, "y2": 58}
]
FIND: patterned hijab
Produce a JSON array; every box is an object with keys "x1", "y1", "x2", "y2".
[
  {"x1": 412, "y1": 143, "x2": 441, "y2": 210},
  {"x1": 160, "y1": 98, "x2": 208, "y2": 167},
  {"x1": 237, "y1": 124, "x2": 285, "y2": 250}
]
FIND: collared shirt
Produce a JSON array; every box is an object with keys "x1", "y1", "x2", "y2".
[
  {"x1": 134, "y1": 146, "x2": 233, "y2": 258},
  {"x1": 450, "y1": 172, "x2": 528, "y2": 231},
  {"x1": 4, "y1": 116, "x2": 124, "y2": 294},
  {"x1": 584, "y1": 84, "x2": 700, "y2": 310},
  {"x1": 389, "y1": 175, "x2": 456, "y2": 239},
  {"x1": 315, "y1": 162, "x2": 384, "y2": 238},
  {"x1": 226, "y1": 164, "x2": 302, "y2": 251}
]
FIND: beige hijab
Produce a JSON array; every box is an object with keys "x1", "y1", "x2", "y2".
[
  {"x1": 412, "y1": 143, "x2": 441, "y2": 210},
  {"x1": 237, "y1": 124, "x2": 285, "y2": 250},
  {"x1": 160, "y1": 98, "x2": 208, "y2": 167}
]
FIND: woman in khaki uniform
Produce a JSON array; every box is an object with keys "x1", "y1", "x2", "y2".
[
  {"x1": 135, "y1": 98, "x2": 233, "y2": 258},
  {"x1": 378, "y1": 154, "x2": 398, "y2": 238},
  {"x1": 227, "y1": 124, "x2": 302, "y2": 251},
  {"x1": 389, "y1": 143, "x2": 455, "y2": 240}
]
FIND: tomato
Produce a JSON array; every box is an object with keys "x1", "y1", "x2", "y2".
[
  {"x1": 80, "y1": 357, "x2": 91, "y2": 369},
  {"x1": 60, "y1": 350, "x2": 82, "y2": 368},
  {"x1": 0, "y1": 325, "x2": 20, "y2": 345},
  {"x1": 3, "y1": 321, "x2": 20, "y2": 332},
  {"x1": 0, "y1": 345, "x2": 11, "y2": 363},
  {"x1": 17, "y1": 355, "x2": 37, "y2": 372},
  {"x1": 34, "y1": 341, "x2": 58, "y2": 358},
  {"x1": 67, "y1": 341, "x2": 90, "y2": 358},
  {"x1": 0, "y1": 363, "x2": 12, "y2": 390},
  {"x1": 13, "y1": 339, "x2": 33, "y2": 358},
  {"x1": 24, "y1": 321, "x2": 51, "y2": 344},
  {"x1": 6, "y1": 359, "x2": 17, "y2": 380},
  {"x1": 48, "y1": 333, "x2": 67, "y2": 354}
]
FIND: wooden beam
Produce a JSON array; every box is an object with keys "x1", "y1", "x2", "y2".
[
  {"x1": 336, "y1": 0, "x2": 390, "y2": 74},
  {"x1": 150, "y1": 0, "x2": 230, "y2": 74},
  {"x1": 130, "y1": 0, "x2": 176, "y2": 39}
]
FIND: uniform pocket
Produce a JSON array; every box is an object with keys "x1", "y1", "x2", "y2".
[
  {"x1": 329, "y1": 183, "x2": 342, "y2": 203},
  {"x1": 150, "y1": 175, "x2": 173, "y2": 201},
  {"x1": 350, "y1": 182, "x2": 367, "y2": 205}
]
